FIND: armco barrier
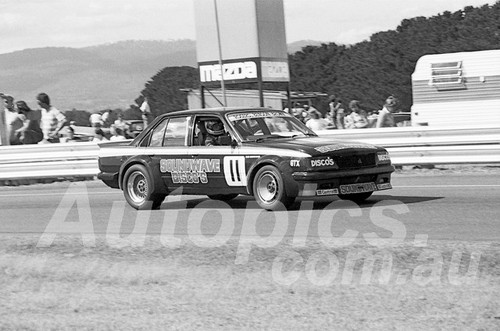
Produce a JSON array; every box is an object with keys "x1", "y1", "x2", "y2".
[
  {"x1": 0, "y1": 142, "x2": 100, "y2": 184},
  {"x1": 314, "y1": 125, "x2": 500, "y2": 165},
  {"x1": 0, "y1": 126, "x2": 499, "y2": 183}
]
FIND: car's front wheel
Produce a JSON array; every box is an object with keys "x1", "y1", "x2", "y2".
[
  {"x1": 123, "y1": 164, "x2": 165, "y2": 210},
  {"x1": 337, "y1": 192, "x2": 373, "y2": 202},
  {"x1": 253, "y1": 165, "x2": 294, "y2": 211}
]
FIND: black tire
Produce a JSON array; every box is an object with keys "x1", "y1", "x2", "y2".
[
  {"x1": 123, "y1": 164, "x2": 165, "y2": 210},
  {"x1": 253, "y1": 165, "x2": 295, "y2": 211},
  {"x1": 207, "y1": 194, "x2": 239, "y2": 201},
  {"x1": 337, "y1": 192, "x2": 373, "y2": 202}
]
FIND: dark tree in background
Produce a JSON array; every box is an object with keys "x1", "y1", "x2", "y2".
[
  {"x1": 139, "y1": 2, "x2": 500, "y2": 116},
  {"x1": 64, "y1": 109, "x2": 92, "y2": 126},
  {"x1": 288, "y1": 2, "x2": 500, "y2": 112},
  {"x1": 139, "y1": 66, "x2": 199, "y2": 117}
]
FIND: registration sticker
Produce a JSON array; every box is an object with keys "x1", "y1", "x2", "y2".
[
  {"x1": 316, "y1": 188, "x2": 339, "y2": 196},
  {"x1": 377, "y1": 183, "x2": 392, "y2": 190},
  {"x1": 340, "y1": 182, "x2": 377, "y2": 194}
]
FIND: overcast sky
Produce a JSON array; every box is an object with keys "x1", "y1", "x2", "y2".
[{"x1": 0, "y1": 0, "x2": 496, "y2": 54}]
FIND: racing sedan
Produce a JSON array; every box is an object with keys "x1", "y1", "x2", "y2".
[{"x1": 97, "y1": 107, "x2": 394, "y2": 210}]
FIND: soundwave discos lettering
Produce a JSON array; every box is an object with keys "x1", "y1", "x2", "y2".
[{"x1": 160, "y1": 158, "x2": 221, "y2": 184}]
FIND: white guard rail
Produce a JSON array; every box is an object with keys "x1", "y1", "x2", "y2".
[
  {"x1": 0, "y1": 126, "x2": 499, "y2": 181},
  {"x1": 0, "y1": 142, "x2": 100, "y2": 181},
  {"x1": 315, "y1": 125, "x2": 500, "y2": 165}
]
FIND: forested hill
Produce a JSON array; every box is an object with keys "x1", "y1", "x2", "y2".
[{"x1": 286, "y1": 2, "x2": 500, "y2": 112}]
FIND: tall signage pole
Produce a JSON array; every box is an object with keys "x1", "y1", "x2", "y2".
[
  {"x1": 194, "y1": 0, "x2": 289, "y2": 108},
  {"x1": 213, "y1": 0, "x2": 227, "y2": 106}
]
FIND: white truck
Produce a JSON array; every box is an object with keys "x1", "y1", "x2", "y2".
[{"x1": 411, "y1": 49, "x2": 500, "y2": 127}]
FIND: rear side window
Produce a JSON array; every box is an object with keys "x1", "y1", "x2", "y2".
[
  {"x1": 140, "y1": 116, "x2": 189, "y2": 147},
  {"x1": 149, "y1": 119, "x2": 168, "y2": 147},
  {"x1": 164, "y1": 117, "x2": 188, "y2": 146}
]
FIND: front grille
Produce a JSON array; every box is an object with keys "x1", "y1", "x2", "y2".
[{"x1": 335, "y1": 153, "x2": 376, "y2": 169}]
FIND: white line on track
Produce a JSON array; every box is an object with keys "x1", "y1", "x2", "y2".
[
  {"x1": 394, "y1": 185, "x2": 500, "y2": 188},
  {"x1": 1, "y1": 184, "x2": 499, "y2": 198},
  {"x1": 0, "y1": 191, "x2": 122, "y2": 197}
]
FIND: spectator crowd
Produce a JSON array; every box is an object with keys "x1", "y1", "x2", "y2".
[
  {"x1": 284, "y1": 94, "x2": 406, "y2": 130},
  {"x1": 1, "y1": 91, "x2": 405, "y2": 146},
  {"x1": 0, "y1": 92, "x2": 136, "y2": 146}
]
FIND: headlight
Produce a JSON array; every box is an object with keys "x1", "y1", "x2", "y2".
[{"x1": 377, "y1": 152, "x2": 391, "y2": 164}]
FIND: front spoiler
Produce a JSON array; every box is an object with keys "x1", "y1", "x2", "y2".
[
  {"x1": 292, "y1": 165, "x2": 394, "y2": 197},
  {"x1": 292, "y1": 165, "x2": 395, "y2": 181}
]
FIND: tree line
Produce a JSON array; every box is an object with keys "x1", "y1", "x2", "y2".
[
  {"x1": 287, "y1": 1, "x2": 500, "y2": 112},
  {"x1": 68, "y1": 1, "x2": 499, "y2": 122}
]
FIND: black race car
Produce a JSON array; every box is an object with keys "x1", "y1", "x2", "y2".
[{"x1": 97, "y1": 107, "x2": 394, "y2": 210}]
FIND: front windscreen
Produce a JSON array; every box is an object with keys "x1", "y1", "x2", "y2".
[{"x1": 226, "y1": 110, "x2": 316, "y2": 141}]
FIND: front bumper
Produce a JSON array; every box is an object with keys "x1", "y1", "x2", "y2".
[{"x1": 293, "y1": 165, "x2": 394, "y2": 197}]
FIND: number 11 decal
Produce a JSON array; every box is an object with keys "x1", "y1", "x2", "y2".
[{"x1": 223, "y1": 156, "x2": 247, "y2": 186}]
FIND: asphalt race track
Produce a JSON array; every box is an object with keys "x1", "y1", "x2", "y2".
[{"x1": 1, "y1": 170, "x2": 499, "y2": 244}]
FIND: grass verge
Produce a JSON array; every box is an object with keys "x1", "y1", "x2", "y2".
[{"x1": 1, "y1": 235, "x2": 499, "y2": 330}]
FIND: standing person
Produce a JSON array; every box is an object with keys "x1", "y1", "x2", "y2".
[
  {"x1": 376, "y1": 95, "x2": 398, "y2": 128},
  {"x1": 37, "y1": 92, "x2": 66, "y2": 143},
  {"x1": 346, "y1": 100, "x2": 369, "y2": 129},
  {"x1": 89, "y1": 111, "x2": 103, "y2": 128},
  {"x1": 0, "y1": 94, "x2": 6, "y2": 145},
  {"x1": 109, "y1": 125, "x2": 127, "y2": 141},
  {"x1": 113, "y1": 113, "x2": 130, "y2": 136},
  {"x1": 305, "y1": 110, "x2": 329, "y2": 131},
  {"x1": 101, "y1": 110, "x2": 111, "y2": 127},
  {"x1": 140, "y1": 97, "x2": 152, "y2": 127},
  {"x1": 327, "y1": 95, "x2": 337, "y2": 129},
  {"x1": 2, "y1": 94, "x2": 24, "y2": 145},
  {"x1": 15, "y1": 100, "x2": 43, "y2": 144},
  {"x1": 335, "y1": 99, "x2": 346, "y2": 129},
  {"x1": 92, "y1": 128, "x2": 108, "y2": 142},
  {"x1": 291, "y1": 102, "x2": 305, "y2": 123}
]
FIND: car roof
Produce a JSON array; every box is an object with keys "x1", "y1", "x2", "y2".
[
  {"x1": 130, "y1": 107, "x2": 289, "y2": 144},
  {"x1": 157, "y1": 107, "x2": 283, "y2": 119}
]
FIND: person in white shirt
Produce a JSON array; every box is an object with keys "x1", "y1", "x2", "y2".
[
  {"x1": 2, "y1": 94, "x2": 24, "y2": 145},
  {"x1": 37, "y1": 92, "x2": 66, "y2": 143},
  {"x1": 140, "y1": 97, "x2": 151, "y2": 127},
  {"x1": 109, "y1": 125, "x2": 127, "y2": 141},
  {"x1": 376, "y1": 96, "x2": 398, "y2": 128},
  {"x1": 90, "y1": 112, "x2": 103, "y2": 128},
  {"x1": 305, "y1": 110, "x2": 329, "y2": 131}
]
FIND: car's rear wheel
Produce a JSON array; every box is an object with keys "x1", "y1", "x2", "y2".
[
  {"x1": 253, "y1": 165, "x2": 294, "y2": 210},
  {"x1": 207, "y1": 194, "x2": 239, "y2": 201},
  {"x1": 123, "y1": 164, "x2": 165, "y2": 210},
  {"x1": 337, "y1": 192, "x2": 373, "y2": 202}
]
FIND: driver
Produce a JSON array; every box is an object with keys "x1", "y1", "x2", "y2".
[{"x1": 204, "y1": 119, "x2": 229, "y2": 146}]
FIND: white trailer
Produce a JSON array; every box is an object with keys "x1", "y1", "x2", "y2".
[{"x1": 411, "y1": 49, "x2": 500, "y2": 127}]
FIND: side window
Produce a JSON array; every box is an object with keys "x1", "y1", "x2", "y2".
[
  {"x1": 149, "y1": 119, "x2": 168, "y2": 147},
  {"x1": 164, "y1": 117, "x2": 188, "y2": 146}
]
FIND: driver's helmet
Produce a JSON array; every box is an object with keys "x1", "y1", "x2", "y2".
[{"x1": 205, "y1": 119, "x2": 225, "y2": 136}]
